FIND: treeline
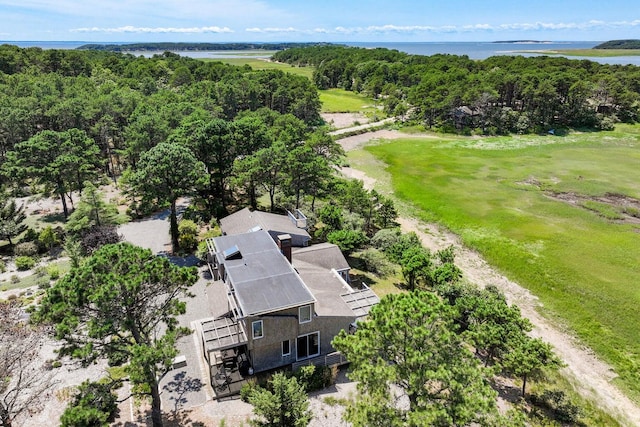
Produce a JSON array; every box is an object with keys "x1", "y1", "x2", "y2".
[
  {"x1": 273, "y1": 45, "x2": 640, "y2": 133},
  {"x1": 0, "y1": 45, "x2": 334, "y2": 221},
  {"x1": 594, "y1": 39, "x2": 640, "y2": 49},
  {"x1": 78, "y1": 42, "x2": 335, "y2": 52}
]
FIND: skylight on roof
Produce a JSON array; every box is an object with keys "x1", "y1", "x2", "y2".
[
  {"x1": 248, "y1": 225, "x2": 262, "y2": 232},
  {"x1": 222, "y1": 245, "x2": 241, "y2": 260}
]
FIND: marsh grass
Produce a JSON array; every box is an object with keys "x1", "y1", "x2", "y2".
[
  {"x1": 579, "y1": 200, "x2": 625, "y2": 220},
  {"x1": 359, "y1": 126, "x2": 640, "y2": 402}
]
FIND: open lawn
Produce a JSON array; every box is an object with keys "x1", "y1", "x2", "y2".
[
  {"x1": 364, "y1": 125, "x2": 640, "y2": 401},
  {"x1": 318, "y1": 89, "x2": 378, "y2": 114}
]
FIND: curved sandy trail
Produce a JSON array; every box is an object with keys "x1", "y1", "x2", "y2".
[{"x1": 337, "y1": 129, "x2": 640, "y2": 427}]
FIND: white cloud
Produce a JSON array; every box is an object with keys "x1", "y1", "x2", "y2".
[
  {"x1": 244, "y1": 19, "x2": 640, "y2": 36},
  {"x1": 245, "y1": 27, "x2": 300, "y2": 33},
  {"x1": 71, "y1": 26, "x2": 233, "y2": 34}
]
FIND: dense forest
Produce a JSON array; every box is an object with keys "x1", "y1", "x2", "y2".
[
  {"x1": 78, "y1": 42, "x2": 333, "y2": 52},
  {"x1": 0, "y1": 44, "x2": 340, "y2": 220},
  {"x1": 273, "y1": 45, "x2": 640, "y2": 134},
  {"x1": 594, "y1": 39, "x2": 640, "y2": 49}
]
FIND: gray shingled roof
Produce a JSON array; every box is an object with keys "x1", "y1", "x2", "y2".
[
  {"x1": 292, "y1": 243, "x2": 350, "y2": 271},
  {"x1": 219, "y1": 208, "x2": 310, "y2": 246},
  {"x1": 212, "y1": 231, "x2": 316, "y2": 317}
]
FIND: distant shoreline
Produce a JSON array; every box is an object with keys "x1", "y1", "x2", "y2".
[
  {"x1": 492, "y1": 40, "x2": 551, "y2": 44},
  {"x1": 514, "y1": 48, "x2": 640, "y2": 57},
  {"x1": 3, "y1": 40, "x2": 639, "y2": 65},
  {"x1": 75, "y1": 42, "x2": 332, "y2": 52}
]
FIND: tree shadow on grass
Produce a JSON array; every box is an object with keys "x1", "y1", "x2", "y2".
[
  {"x1": 348, "y1": 272, "x2": 374, "y2": 288},
  {"x1": 492, "y1": 376, "x2": 524, "y2": 405},
  {"x1": 40, "y1": 212, "x2": 66, "y2": 223}
]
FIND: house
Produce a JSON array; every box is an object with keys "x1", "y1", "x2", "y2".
[
  {"x1": 452, "y1": 105, "x2": 480, "y2": 129},
  {"x1": 219, "y1": 207, "x2": 311, "y2": 247},
  {"x1": 199, "y1": 210, "x2": 379, "y2": 396}
]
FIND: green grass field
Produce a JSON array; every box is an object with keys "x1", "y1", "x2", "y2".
[
  {"x1": 208, "y1": 57, "x2": 314, "y2": 79},
  {"x1": 361, "y1": 125, "x2": 640, "y2": 401},
  {"x1": 318, "y1": 89, "x2": 377, "y2": 113}
]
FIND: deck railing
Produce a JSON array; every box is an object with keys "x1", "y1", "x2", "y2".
[{"x1": 291, "y1": 351, "x2": 348, "y2": 371}]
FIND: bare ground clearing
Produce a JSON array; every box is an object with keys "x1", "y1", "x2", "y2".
[
  {"x1": 337, "y1": 127, "x2": 640, "y2": 427},
  {"x1": 321, "y1": 112, "x2": 369, "y2": 129}
]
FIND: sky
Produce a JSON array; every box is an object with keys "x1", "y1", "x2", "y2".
[{"x1": 1, "y1": 0, "x2": 639, "y2": 43}]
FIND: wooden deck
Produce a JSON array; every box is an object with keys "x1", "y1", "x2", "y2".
[{"x1": 211, "y1": 350, "x2": 252, "y2": 399}]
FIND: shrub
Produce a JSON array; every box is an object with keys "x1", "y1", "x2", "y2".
[
  {"x1": 60, "y1": 380, "x2": 118, "y2": 427},
  {"x1": 18, "y1": 227, "x2": 39, "y2": 243},
  {"x1": 317, "y1": 205, "x2": 342, "y2": 232},
  {"x1": 0, "y1": 260, "x2": 5, "y2": 273},
  {"x1": 14, "y1": 241, "x2": 39, "y2": 256},
  {"x1": 531, "y1": 389, "x2": 581, "y2": 423},
  {"x1": 240, "y1": 379, "x2": 259, "y2": 403},
  {"x1": 342, "y1": 212, "x2": 365, "y2": 231},
  {"x1": 371, "y1": 228, "x2": 402, "y2": 250},
  {"x1": 354, "y1": 248, "x2": 395, "y2": 278},
  {"x1": 15, "y1": 256, "x2": 36, "y2": 271},
  {"x1": 293, "y1": 365, "x2": 335, "y2": 392},
  {"x1": 386, "y1": 231, "x2": 422, "y2": 263},
  {"x1": 178, "y1": 219, "x2": 198, "y2": 252},
  {"x1": 48, "y1": 265, "x2": 60, "y2": 280},
  {"x1": 196, "y1": 240, "x2": 209, "y2": 261},
  {"x1": 80, "y1": 225, "x2": 121, "y2": 255},
  {"x1": 327, "y1": 230, "x2": 369, "y2": 255},
  {"x1": 39, "y1": 226, "x2": 61, "y2": 253}
]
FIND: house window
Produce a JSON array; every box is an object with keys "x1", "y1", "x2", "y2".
[
  {"x1": 296, "y1": 331, "x2": 320, "y2": 360},
  {"x1": 252, "y1": 320, "x2": 263, "y2": 339},
  {"x1": 282, "y1": 340, "x2": 291, "y2": 357},
  {"x1": 299, "y1": 305, "x2": 312, "y2": 324}
]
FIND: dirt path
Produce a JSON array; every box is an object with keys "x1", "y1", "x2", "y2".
[{"x1": 337, "y1": 128, "x2": 640, "y2": 427}]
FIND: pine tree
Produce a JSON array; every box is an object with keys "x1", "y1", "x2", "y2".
[
  {"x1": 248, "y1": 372, "x2": 312, "y2": 427},
  {"x1": 0, "y1": 198, "x2": 27, "y2": 247}
]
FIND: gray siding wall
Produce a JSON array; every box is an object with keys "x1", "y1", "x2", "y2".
[{"x1": 247, "y1": 304, "x2": 355, "y2": 372}]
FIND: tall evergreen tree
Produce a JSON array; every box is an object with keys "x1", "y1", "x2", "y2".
[
  {"x1": 126, "y1": 142, "x2": 206, "y2": 253},
  {"x1": 35, "y1": 243, "x2": 198, "y2": 427},
  {"x1": 0, "y1": 198, "x2": 27, "y2": 247},
  {"x1": 333, "y1": 291, "x2": 499, "y2": 427}
]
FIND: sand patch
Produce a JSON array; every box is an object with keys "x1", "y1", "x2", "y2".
[{"x1": 321, "y1": 112, "x2": 368, "y2": 129}]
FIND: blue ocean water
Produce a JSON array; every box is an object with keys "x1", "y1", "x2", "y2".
[
  {"x1": 2, "y1": 40, "x2": 639, "y2": 65},
  {"x1": 343, "y1": 41, "x2": 640, "y2": 66}
]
